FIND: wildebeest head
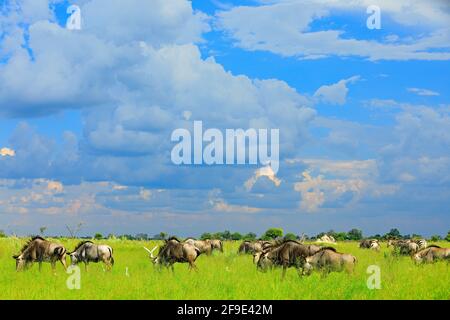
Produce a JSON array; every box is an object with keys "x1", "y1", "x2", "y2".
[
  {"x1": 69, "y1": 252, "x2": 80, "y2": 265},
  {"x1": 12, "y1": 253, "x2": 27, "y2": 271},
  {"x1": 303, "y1": 256, "x2": 314, "y2": 275},
  {"x1": 254, "y1": 250, "x2": 274, "y2": 271},
  {"x1": 144, "y1": 246, "x2": 159, "y2": 264}
]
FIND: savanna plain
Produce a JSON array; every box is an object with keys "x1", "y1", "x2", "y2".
[{"x1": 0, "y1": 238, "x2": 448, "y2": 300}]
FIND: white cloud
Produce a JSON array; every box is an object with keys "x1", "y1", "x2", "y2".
[
  {"x1": 208, "y1": 189, "x2": 261, "y2": 213},
  {"x1": 216, "y1": 0, "x2": 450, "y2": 61},
  {"x1": 314, "y1": 75, "x2": 360, "y2": 105},
  {"x1": 407, "y1": 88, "x2": 440, "y2": 96},
  {"x1": 244, "y1": 165, "x2": 282, "y2": 191},
  {"x1": 0, "y1": 147, "x2": 15, "y2": 157},
  {"x1": 46, "y1": 180, "x2": 64, "y2": 194},
  {"x1": 292, "y1": 159, "x2": 398, "y2": 212}
]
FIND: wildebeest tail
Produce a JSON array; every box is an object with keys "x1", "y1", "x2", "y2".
[
  {"x1": 54, "y1": 246, "x2": 66, "y2": 257},
  {"x1": 108, "y1": 247, "x2": 114, "y2": 266}
]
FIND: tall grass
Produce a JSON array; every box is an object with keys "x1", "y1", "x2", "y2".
[{"x1": 0, "y1": 238, "x2": 448, "y2": 300}]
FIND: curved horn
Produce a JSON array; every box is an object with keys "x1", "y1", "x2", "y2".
[{"x1": 143, "y1": 246, "x2": 158, "y2": 258}]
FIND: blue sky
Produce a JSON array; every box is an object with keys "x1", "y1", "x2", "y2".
[{"x1": 0, "y1": 0, "x2": 449, "y2": 237}]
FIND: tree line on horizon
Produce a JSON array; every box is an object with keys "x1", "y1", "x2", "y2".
[{"x1": 1, "y1": 228, "x2": 449, "y2": 242}]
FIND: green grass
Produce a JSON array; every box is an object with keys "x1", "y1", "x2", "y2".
[{"x1": 0, "y1": 238, "x2": 448, "y2": 300}]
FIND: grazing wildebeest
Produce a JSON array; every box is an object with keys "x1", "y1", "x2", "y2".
[
  {"x1": 359, "y1": 239, "x2": 380, "y2": 251},
  {"x1": 412, "y1": 245, "x2": 450, "y2": 264},
  {"x1": 253, "y1": 239, "x2": 322, "y2": 279},
  {"x1": 12, "y1": 236, "x2": 67, "y2": 273},
  {"x1": 144, "y1": 237, "x2": 201, "y2": 272},
  {"x1": 397, "y1": 241, "x2": 419, "y2": 255},
  {"x1": 185, "y1": 238, "x2": 212, "y2": 255},
  {"x1": 210, "y1": 239, "x2": 223, "y2": 253},
  {"x1": 238, "y1": 240, "x2": 262, "y2": 254},
  {"x1": 387, "y1": 239, "x2": 418, "y2": 255},
  {"x1": 303, "y1": 247, "x2": 357, "y2": 276},
  {"x1": 238, "y1": 240, "x2": 273, "y2": 254},
  {"x1": 68, "y1": 241, "x2": 114, "y2": 271}
]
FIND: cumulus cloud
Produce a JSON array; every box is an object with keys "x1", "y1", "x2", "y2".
[
  {"x1": 46, "y1": 180, "x2": 64, "y2": 194},
  {"x1": 0, "y1": 147, "x2": 15, "y2": 157},
  {"x1": 208, "y1": 190, "x2": 261, "y2": 213},
  {"x1": 292, "y1": 159, "x2": 398, "y2": 212},
  {"x1": 215, "y1": 0, "x2": 450, "y2": 61},
  {"x1": 244, "y1": 165, "x2": 282, "y2": 191},
  {"x1": 314, "y1": 76, "x2": 360, "y2": 105}
]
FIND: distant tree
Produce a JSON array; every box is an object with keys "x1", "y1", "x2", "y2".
[
  {"x1": 159, "y1": 232, "x2": 167, "y2": 240},
  {"x1": 347, "y1": 229, "x2": 363, "y2": 241},
  {"x1": 200, "y1": 233, "x2": 212, "y2": 240},
  {"x1": 243, "y1": 232, "x2": 257, "y2": 241},
  {"x1": 0, "y1": 230, "x2": 6, "y2": 238},
  {"x1": 385, "y1": 228, "x2": 401, "y2": 239},
  {"x1": 231, "y1": 232, "x2": 242, "y2": 241},
  {"x1": 411, "y1": 234, "x2": 422, "y2": 239},
  {"x1": 120, "y1": 234, "x2": 135, "y2": 240},
  {"x1": 223, "y1": 230, "x2": 232, "y2": 240},
  {"x1": 430, "y1": 235, "x2": 442, "y2": 242},
  {"x1": 135, "y1": 233, "x2": 148, "y2": 240},
  {"x1": 445, "y1": 231, "x2": 450, "y2": 242},
  {"x1": 107, "y1": 233, "x2": 116, "y2": 239},
  {"x1": 39, "y1": 227, "x2": 47, "y2": 236},
  {"x1": 371, "y1": 234, "x2": 382, "y2": 240},
  {"x1": 333, "y1": 232, "x2": 347, "y2": 241},
  {"x1": 211, "y1": 232, "x2": 223, "y2": 240},
  {"x1": 284, "y1": 233, "x2": 297, "y2": 241},
  {"x1": 262, "y1": 228, "x2": 283, "y2": 240},
  {"x1": 94, "y1": 233, "x2": 103, "y2": 240}
]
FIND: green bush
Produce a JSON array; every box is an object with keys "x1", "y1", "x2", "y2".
[
  {"x1": 94, "y1": 233, "x2": 103, "y2": 240},
  {"x1": 284, "y1": 233, "x2": 297, "y2": 241},
  {"x1": 262, "y1": 228, "x2": 283, "y2": 240}
]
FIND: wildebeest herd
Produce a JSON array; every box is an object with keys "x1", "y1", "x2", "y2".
[{"x1": 11, "y1": 236, "x2": 450, "y2": 279}]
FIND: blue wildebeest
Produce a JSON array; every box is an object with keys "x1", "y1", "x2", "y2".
[
  {"x1": 253, "y1": 239, "x2": 322, "y2": 279},
  {"x1": 144, "y1": 237, "x2": 202, "y2": 272},
  {"x1": 412, "y1": 245, "x2": 450, "y2": 264},
  {"x1": 68, "y1": 241, "x2": 114, "y2": 271},
  {"x1": 359, "y1": 239, "x2": 380, "y2": 251},
  {"x1": 388, "y1": 239, "x2": 419, "y2": 255},
  {"x1": 303, "y1": 247, "x2": 357, "y2": 276},
  {"x1": 12, "y1": 236, "x2": 68, "y2": 273}
]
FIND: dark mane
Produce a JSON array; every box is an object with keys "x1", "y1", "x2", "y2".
[
  {"x1": 18, "y1": 236, "x2": 46, "y2": 253},
  {"x1": 426, "y1": 245, "x2": 441, "y2": 248},
  {"x1": 167, "y1": 236, "x2": 181, "y2": 242},
  {"x1": 73, "y1": 240, "x2": 93, "y2": 251},
  {"x1": 318, "y1": 246, "x2": 337, "y2": 252}
]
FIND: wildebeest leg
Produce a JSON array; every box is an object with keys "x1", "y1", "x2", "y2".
[
  {"x1": 85, "y1": 261, "x2": 89, "y2": 272},
  {"x1": 60, "y1": 257, "x2": 67, "y2": 271},
  {"x1": 170, "y1": 264, "x2": 175, "y2": 274},
  {"x1": 51, "y1": 261, "x2": 57, "y2": 275},
  {"x1": 39, "y1": 261, "x2": 42, "y2": 272},
  {"x1": 281, "y1": 265, "x2": 287, "y2": 280},
  {"x1": 189, "y1": 261, "x2": 198, "y2": 272}
]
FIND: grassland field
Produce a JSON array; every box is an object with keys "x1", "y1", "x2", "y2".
[{"x1": 0, "y1": 238, "x2": 448, "y2": 300}]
